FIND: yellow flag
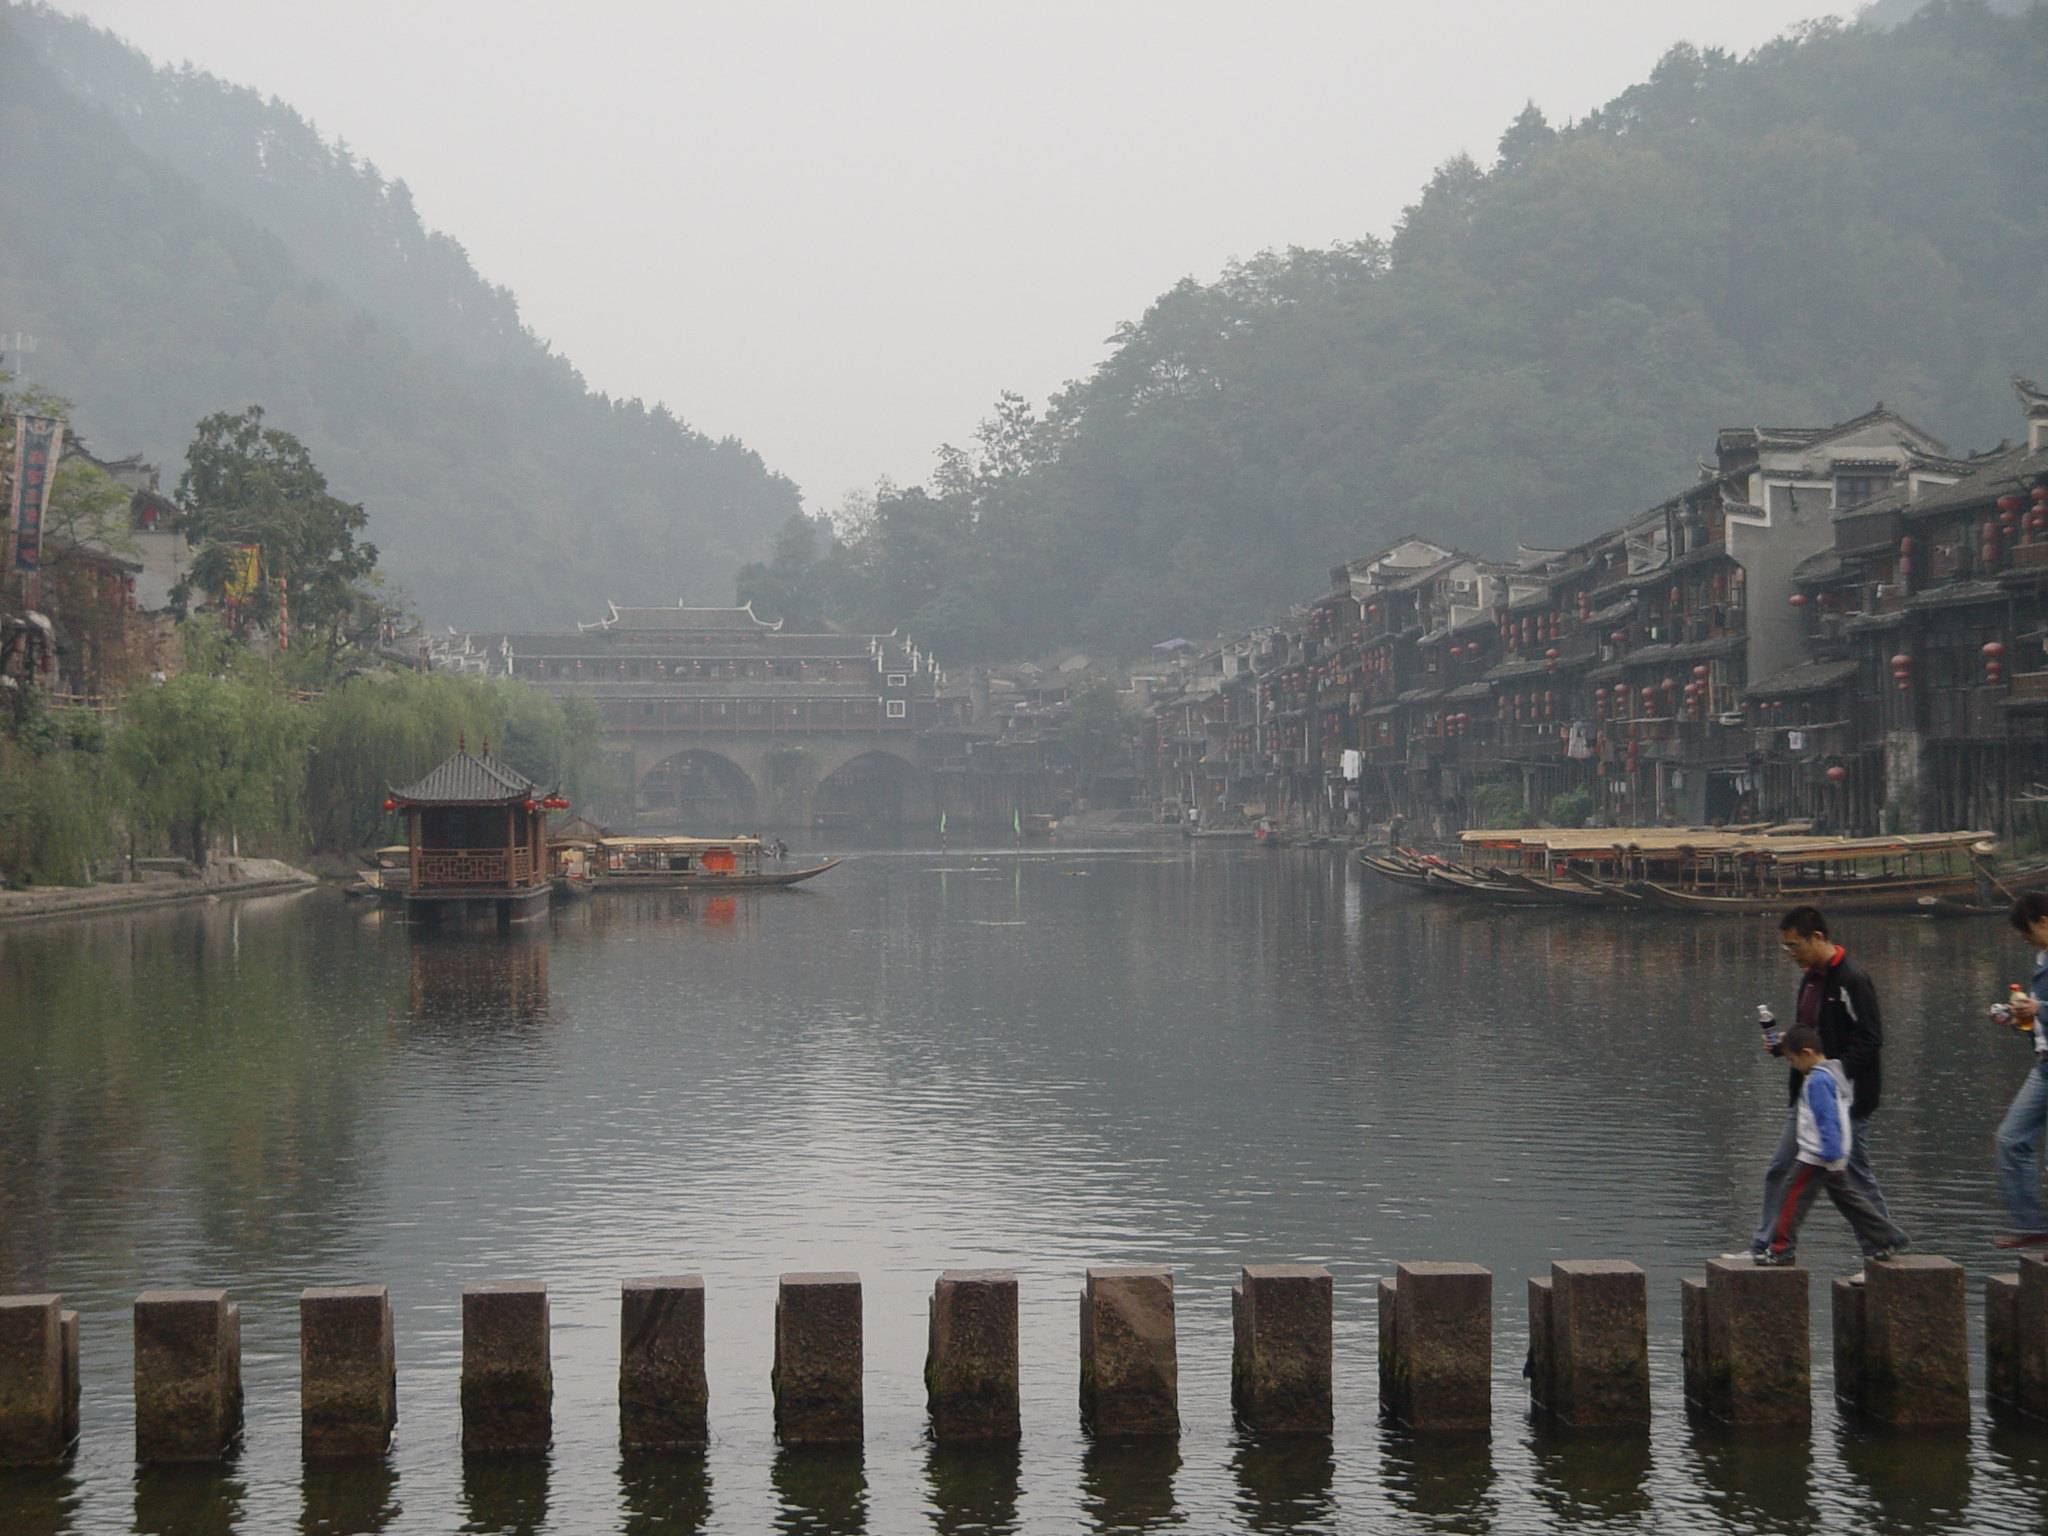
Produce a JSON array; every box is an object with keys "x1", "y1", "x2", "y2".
[{"x1": 223, "y1": 544, "x2": 262, "y2": 603}]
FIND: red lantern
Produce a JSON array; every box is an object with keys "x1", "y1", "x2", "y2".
[
  {"x1": 1890, "y1": 654, "x2": 1911, "y2": 670},
  {"x1": 382, "y1": 798, "x2": 397, "y2": 812},
  {"x1": 1985, "y1": 642, "x2": 2009, "y2": 659},
  {"x1": 1999, "y1": 493, "x2": 2024, "y2": 513},
  {"x1": 1790, "y1": 594, "x2": 1809, "y2": 608},
  {"x1": 1693, "y1": 665, "x2": 1710, "y2": 680},
  {"x1": 2033, "y1": 486, "x2": 2048, "y2": 503},
  {"x1": 1826, "y1": 765, "x2": 1848, "y2": 784},
  {"x1": 1611, "y1": 630, "x2": 1628, "y2": 645}
]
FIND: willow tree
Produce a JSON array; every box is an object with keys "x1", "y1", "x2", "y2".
[
  {"x1": 301, "y1": 671, "x2": 500, "y2": 852},
  {"x1": 115, "y1": 674, "x2": 308, "y2": 866}
]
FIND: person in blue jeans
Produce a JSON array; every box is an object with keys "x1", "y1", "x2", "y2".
[
  {"x1": 1729, "y1": 906, "x2": 1907, "y2": 1265},
  {"x1": 1995, "y1": 891, "x2": 2048, "y2": 1249}
]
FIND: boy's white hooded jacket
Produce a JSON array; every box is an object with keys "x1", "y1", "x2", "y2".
[{"x1": 1794, "y1": 1059, "x2": 1853, "y2": 1169}]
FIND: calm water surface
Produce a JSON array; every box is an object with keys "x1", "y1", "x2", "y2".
[{"x1": 4, "y1": 841, "x2": 2048, "y2": 1534}]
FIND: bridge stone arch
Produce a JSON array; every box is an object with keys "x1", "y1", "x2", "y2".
[
  {"x1": 813, "y1": 747, "x2": 928, "y2": 829},
  {"x1": 635, "y1": 746, "x2": 760, "y2": 831},
  {"x1": 616, "y1": 733, "x2": 932, "y2": 831}
]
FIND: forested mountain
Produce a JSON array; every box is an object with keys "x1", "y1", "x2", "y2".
[
  {"x1": 770, "y1": 1, "x2": 2048, "y2": 661},
  {"x1": 0, "y1": 2, "x2": 799, "y2": 627}
]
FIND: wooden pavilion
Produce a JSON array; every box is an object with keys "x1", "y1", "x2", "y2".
[{"x1": 388, "y1": 746, "x2": 560, "y2": 923}]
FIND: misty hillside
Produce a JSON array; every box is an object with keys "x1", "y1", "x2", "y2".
[
  {"x1": 0, "y1": 2, "x2": 800, "y2": 628},
  {"x1": 802, "y1": 1, "x2": 2048, "y2": 660}
]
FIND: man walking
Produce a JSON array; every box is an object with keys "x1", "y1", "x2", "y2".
[{"x1": 1735, "y1": 905, "x2": 1908, "y2": 1265}]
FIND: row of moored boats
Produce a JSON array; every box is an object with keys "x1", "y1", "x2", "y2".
[{"x1": 1358, "y1": 826, "x2": 2040, "y2": 916}]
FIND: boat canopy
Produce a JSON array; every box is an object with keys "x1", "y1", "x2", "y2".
[
  {"x1": 596, "y1": 835, "x2": 763, "y2": 851},
  {"x1": 1459, "y1": 826, "x2": 1992, "y2": 861}
]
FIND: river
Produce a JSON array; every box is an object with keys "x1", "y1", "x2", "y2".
[{"x1": 2, "y1": 840, "x2": 2046, "y2": 1533}]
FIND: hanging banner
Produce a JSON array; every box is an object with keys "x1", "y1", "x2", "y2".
[
  {"x1": 223, "y1": 543, "x2": 263, "y2": 605},
  {"x1": 9, "y1": 414, "x2": 64, "y2": 571}
]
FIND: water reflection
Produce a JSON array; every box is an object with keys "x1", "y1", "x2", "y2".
[
  {"x1": 771, "y1": 1445, "x2": 866, "y2": 1535},
  {"x1": 1228, "y1": 1434, "x2": 1336, "y2": 1532},
  {"x1": 1986, "y1": 1421, "x2": 2048, "y2": 1529},
  {"x1": 1683, "y1": 1423, "x2": 1818, "y2": 1533},
  {"x1": 133, "y1": 1465, "x2": 244, "y2": 1536},
  {"x1": 299, "y1": 1457, "x2": 397, "y2": 1535},
  {"x1": 406, "y1": 930, "x2": 551, "y2": 1033},
  {"x1": 1836, "y1": 1426, "x2": 1972, "y2": 1532},
  {"x1": 1379, "y1": 1426, "x2": 1494, "y2": 1530},
  {"x1": 925, "y1": 1442, "x2": 1021, "y2": 1535},
  {"x1": 0, "y1": 1465, "x2": 77, "y2": 1536},
  {"x1": 619, "y1": 1451, "x2": 712, "y2": 1536},
  {"x1": 1078, "y1": 1439, "x2": 1181, "y2": 1532},
  {"x1": 458, "y1": 1454, "x2": 548, "y2": 1535},
  {"x1": 1527, "y1": 1421, "x2": 1651, "y2": 1524},
  {"x1": 11, "y1": 848, "x2": 2048, "y2": 1530}
]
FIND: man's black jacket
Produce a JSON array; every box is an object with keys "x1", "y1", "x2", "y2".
[{"x1": 1788, "y1": 948, "x2": 1883, "y2": 1119}]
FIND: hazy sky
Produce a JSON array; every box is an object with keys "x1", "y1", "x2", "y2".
[{"x1": 64, "y1": 1, "x2": 1841, "y2": 509}]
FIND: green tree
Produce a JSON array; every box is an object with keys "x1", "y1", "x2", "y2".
[
  {"x1": 115, "y1": 672, "x2": 308, "y2": 866},
  {"x1": 735, "y1": 514, "x2": 834, "y2": 630},
  {"x1": 300, "y1": 669, "x2": 617, "y2": 852},
  {"x1": 1061, "y1": 678, "x2": 1136, "y2": 794},
  {"x1": 172, "y1": 405, "x2": 378, "y2": 660}
]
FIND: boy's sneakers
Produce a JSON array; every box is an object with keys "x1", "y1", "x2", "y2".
[
  {"x1": 1716, "y1": 1250, "x2": 1797, "y2": 1266},
  {"x1": 1718, "y1": 1251, "x2": 1764, "y2": 1263}
]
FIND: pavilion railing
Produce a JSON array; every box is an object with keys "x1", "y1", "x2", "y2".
[{"x1": 413, "y1": 848, "x2": 538, "y2": 888}]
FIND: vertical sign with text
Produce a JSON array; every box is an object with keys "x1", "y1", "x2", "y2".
[{"x1": 10, "y1": 413, "x2": 64, "y2": 571}]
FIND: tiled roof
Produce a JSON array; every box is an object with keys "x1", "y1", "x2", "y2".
[
  {"x1": 1744, "y1": 659, "x2": 1860, "y2": 699},
  {"x1": 392, "y1": 749, "x2": 540, "y2": 804},
  {"x1": 1848, "y1": 441, "x2": 2048, "y2": 522},
  {"x1": 589, "y1": 602, "x2": 783, "y2": 633}
]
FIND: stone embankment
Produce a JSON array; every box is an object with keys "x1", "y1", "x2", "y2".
[
  {"x1": 0, "y1": 857, "x2": 318, "y2": 927},
  {"x1": 3, "y1": 1253, "x2": 2045, "y2": 1467}
]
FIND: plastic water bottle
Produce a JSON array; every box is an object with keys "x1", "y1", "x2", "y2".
[{"x1": 1757, "y1": 1005, "x2": 1782, "y2": 1049}]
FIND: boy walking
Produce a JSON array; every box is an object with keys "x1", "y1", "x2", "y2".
[{"x1": 1757, "y1": 1023, "x2": 1907, "y2": 1265}]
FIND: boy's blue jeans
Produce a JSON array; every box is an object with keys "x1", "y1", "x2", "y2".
[
  {"x1": 1996, "y1": 1057, "x2": 2048, "y2": 1234},
  {"x1": 1750, "y1": 1113, "x2": 1904, "y2": 1258}
]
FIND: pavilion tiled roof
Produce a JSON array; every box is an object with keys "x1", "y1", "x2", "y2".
[{"x1": 392, "y1": 749, "x2": 540, "y2": 804}]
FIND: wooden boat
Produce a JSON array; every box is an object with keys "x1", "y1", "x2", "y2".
[
  {"x1": 1492, "y1": 867, "x2": 1629, "y2": 908},
  {"x1": 589, "y1": 835, "x2": 840, "y2": 890},
  {"x1": 1380, "y1": 826, "x2": 2031, "y2": 917},
  {"x1": 1562, "y1": 867, "x2": 1645, "y2": 905},
  {"x1": 1357, "y1": 850, "x2": 1437, "y2": 889},
  {"x1": 1422, "y1": 862, "x2": 1554, "y2": 906},
  {"x1": 344, "y1": 846, "x2": 411, "y2": 902}
]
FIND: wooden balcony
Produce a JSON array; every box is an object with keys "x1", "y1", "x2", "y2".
[
  {"x1": 1925, "y1": 688, "x2": 2009, "y2": 741},
  {"x1": 414, "y1": 847, "x2": 539, "y2": 890}
]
